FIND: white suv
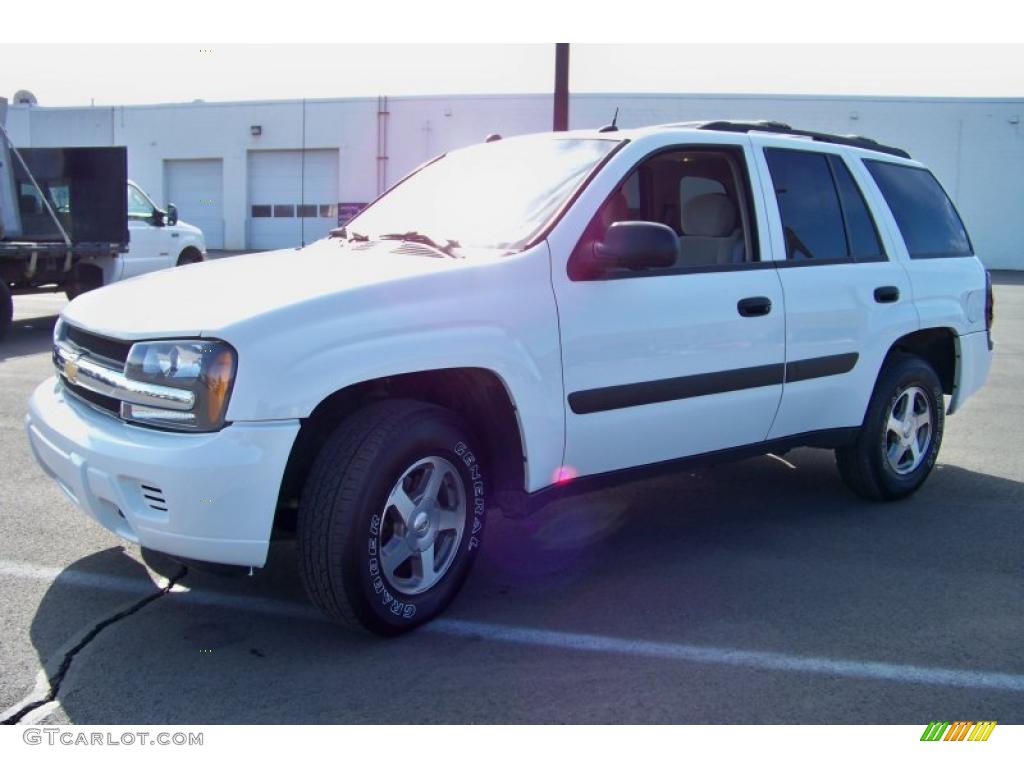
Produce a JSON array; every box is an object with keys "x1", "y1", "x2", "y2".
[{"x1": 26, "y1": 121, "x2": 993, "y2": 635}]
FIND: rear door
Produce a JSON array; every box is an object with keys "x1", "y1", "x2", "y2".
[
  {"x1": 750, "y1": 138, "x2": 918, "y2": 439},
  {"x1": 550, "y1": 137, "x2": 787, "y2": 479}
]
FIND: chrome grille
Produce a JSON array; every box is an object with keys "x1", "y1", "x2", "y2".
[
  {"x1": 54, "y1": 325, "x2": 195, "y2": 418},
  {"x1": 63, "y1": 324, "x2": 132, "y2": 366}
]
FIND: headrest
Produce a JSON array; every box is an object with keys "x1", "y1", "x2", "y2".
[{"x1": 681, "y1": 193, "x2": 736, "y2": 237}]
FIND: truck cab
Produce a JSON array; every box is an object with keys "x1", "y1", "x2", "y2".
[{"x1": 116, "y1": 180, "x2": 206, "y2": 281}]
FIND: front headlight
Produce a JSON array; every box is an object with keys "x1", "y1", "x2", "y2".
[{"x1": 121, "y1": 339, "x2": 237, "y2": 432}]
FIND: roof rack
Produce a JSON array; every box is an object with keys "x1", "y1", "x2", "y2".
[{"x1": 682, "y1": 120, "x2": 911, "y2": 159}]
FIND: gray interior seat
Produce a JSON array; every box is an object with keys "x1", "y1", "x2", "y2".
[{"x1": 677, "y1": 193, "x2": 744, "y2": 267}]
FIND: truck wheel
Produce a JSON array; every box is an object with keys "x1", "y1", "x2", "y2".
[
  {"x1": 298, "y1": 399, "x2": 487, "y2": 635},
  {"x1": 176, "y1": 248, "x2": 203, "y2": 266},
  {"x1": 0, "y1": 282, "x2": 12, "y2": 340},
  {"x1": 65, "y1": 265, "x2": 103, "y2": 301},
  {"x1": 836, "y1": 354, "x2": 945, "y2": 501}
]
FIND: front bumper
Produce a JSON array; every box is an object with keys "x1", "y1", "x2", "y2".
[{"x1": 26, "y1": 377, "x2": 300, "y2": 567}]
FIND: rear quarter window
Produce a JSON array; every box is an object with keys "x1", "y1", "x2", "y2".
[{"x1": 865, "y1": 161, "x2": 973, "y2": 258}]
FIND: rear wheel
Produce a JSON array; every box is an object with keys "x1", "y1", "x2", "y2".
[
  {"x1": 64, "y1": 265, "x2": 103, "y2": 301},
  {"x1": 297, "y1": 400, "x2": 487, "y2": 635},
  {"x1": 836, "y1": 354, "x2": 944, "y2": 500},
  {"x1": 0, "y1": 281, "x2": 12, "y2": 339}
]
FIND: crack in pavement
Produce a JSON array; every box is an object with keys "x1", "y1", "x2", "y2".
[{"x1": 1, "y1": 565, "x2": 187, "y2": 725}]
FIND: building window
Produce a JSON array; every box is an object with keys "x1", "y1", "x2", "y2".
[
  {"x1": 319, "y1": 204, "x2": 336, "y2": 218},
  {"x1": 297, "y1": 204, "x2": 317, "y2": 218},
  {"x1": 251, "y1": 205, "x2": 271, "y2": 218},
  {"x1": 273, "y1": 205, "x2": 295, "y2": 218}
]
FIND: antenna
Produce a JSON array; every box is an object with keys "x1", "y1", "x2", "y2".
[{"x1": 598, "y1": 107, "x2": 619, "y2": 133}]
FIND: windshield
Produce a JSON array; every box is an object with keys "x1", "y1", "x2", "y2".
[{"x1": 345, "y1": 136, "x2": 619, "y2": 251}]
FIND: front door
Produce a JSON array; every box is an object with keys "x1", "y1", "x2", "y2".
[
  {"x1": 551, "y1": 141, "x2": 786, "y2": 479},
  {"x1": 123, "y1": 182, "x2": 171, "y2": 279}
]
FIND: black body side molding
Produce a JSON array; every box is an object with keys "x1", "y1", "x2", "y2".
[{"x1": 568, "y1": 353, "x2": 859, "y2": 415}]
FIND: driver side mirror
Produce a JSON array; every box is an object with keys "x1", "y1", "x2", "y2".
[
  {"x1": 593, "y1": 221, "x2": 678, "y2": 271},
  {"x1": 165, "y1": 203, "x2": 179, "y2": 227}
]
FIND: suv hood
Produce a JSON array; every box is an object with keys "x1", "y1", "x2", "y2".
[{"x1": 62, "y1": 242, "x2": 477, "y2": 339}]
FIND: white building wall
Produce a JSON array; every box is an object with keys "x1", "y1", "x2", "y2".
[{"x1": 6, "y1": 93, "x2": 1022, "y2": 268}]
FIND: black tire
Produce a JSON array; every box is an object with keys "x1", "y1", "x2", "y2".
[
  {"x1": 836, "y1": 354, "x2": 945, "y2": 501},
  {"x1": 64, "y1": 266, "x2": 103, "y2": 301},
  {"x1": 0, "y1": 282, "x2": 12, "y2": 340},
  {"x1": 298, "y1": 399, "x2": 487, "y2": 636},
  {"x1": 176, "y1": 248, "x2": 204, "y2": 266}
]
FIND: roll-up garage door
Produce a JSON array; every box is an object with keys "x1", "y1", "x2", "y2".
[
  {"x1": 164, "y1": 159, "x2": 224, "y2": 249},
  {"x1": 247, "y1": 149, "x2": 339, "y2": 250}
]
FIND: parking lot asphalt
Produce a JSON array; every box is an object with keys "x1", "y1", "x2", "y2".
[{"x1": 1, "y1": 276, "x2": 1021, "y2": 724}]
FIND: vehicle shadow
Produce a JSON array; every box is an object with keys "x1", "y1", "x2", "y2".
[
  {"x1": 23, "y1": 452, "x2": 1024, "y2": 724},
  {"x1": 0, "y1": 314, "x2": 58, "y2": 362}
]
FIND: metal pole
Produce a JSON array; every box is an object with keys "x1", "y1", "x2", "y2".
[{"x1": 553, "y1": 44, "x2": 570, "y2": 132}]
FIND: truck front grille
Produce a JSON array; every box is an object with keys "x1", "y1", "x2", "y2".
[
  {"x1": 64, "y1": 380, "x2": 120, "y2": 415},
  {"x1": 56, "y1": 323, "x2": 132, "y2": 418},
  {"x1": 63, "y1": 324, "x2": 132, "y2": 367}
]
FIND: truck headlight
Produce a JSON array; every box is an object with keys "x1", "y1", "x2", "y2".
[{"x1": 121, "y1": 340, "x2": 237, "y2": 431}]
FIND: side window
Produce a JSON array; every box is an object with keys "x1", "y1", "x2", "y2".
[
  {"x1": 569, "y1": 146, "x2": 758, "y2": 280},
  {"x1": 865, "y1": 161, "x2": 973, "y2": 258},
  {"x1": 127, "y1": 184, "x2": 156, "y2": 220},
  {"x1": 765, "y1": 149, "x2": 847, "y2": 261},
  {"x1": 827, "y1": 157, "x2": 884, "y2": 261}
]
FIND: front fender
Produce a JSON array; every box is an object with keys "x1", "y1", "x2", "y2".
[{"x1": 221, "y1": 247, "x2": 565, "y2": 492}]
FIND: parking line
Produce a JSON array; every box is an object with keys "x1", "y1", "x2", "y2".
[
  {"x1": 0, "y1": 559, "x2": 159, "y2": 595},
  {"x1": 431, "y1": 620, "x2": 1024, "y2": 693},
  {"x1": 3, "y1": 558, "x2": 1024, "y2": 694}
]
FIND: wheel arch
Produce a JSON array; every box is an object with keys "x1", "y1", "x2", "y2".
[
  {"x1": 176, "y1": 246, "x2": 204, "y2": 266},
  {"x1": 884, "y1": 326, "x2": 957, "y2": 397},
  {"x1": 274, "y1": 367, "x2": 527, "y2": 532}
]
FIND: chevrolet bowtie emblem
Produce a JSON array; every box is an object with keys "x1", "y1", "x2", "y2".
[{"x1": 63, "y1": 356, "x2": 80, "y2": 384}]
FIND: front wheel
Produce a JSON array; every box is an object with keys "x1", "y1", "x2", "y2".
[
  {"x1": 836, "y1": 354, "x2": 945, "y2": 501},
  {"x1": 297, "y1": 400, "x2": 487, "y2": 635},
  {"x1": 176, "y1": 248, "x2": 204, "y2": 266}
]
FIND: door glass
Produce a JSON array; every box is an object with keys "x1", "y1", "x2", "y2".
[
  {"x1": 127, "y1": 184, "x2": 156, "y2": 220},
  {"x1": 828, "y1": 156, "x2": 884, "y2": 260},
  {"x1": 570, "y1": 147, "x2": 758, "y2": 279},
  {"x1": 765, "y1": 149, "x2": 847, "y2": 261}
]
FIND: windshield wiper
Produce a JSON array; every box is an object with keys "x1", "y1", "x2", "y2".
[
  {"x1": 328, "y1": 227, "x2": 369, "y2": 242},
  {"x1": 378, "y1": 231, "x2": 461, "y2": 257}
]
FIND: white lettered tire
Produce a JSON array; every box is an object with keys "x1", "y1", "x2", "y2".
[
  {"x1": 298, "y1": 399, "x2": 487, "y2": 635},
  {"x1": 836, "y1": 354, "x2": 945, "y2": 501}
]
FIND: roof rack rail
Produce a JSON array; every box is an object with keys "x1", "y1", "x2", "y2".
[{"x1": 689, "y1": 120, "x2": 911, "y2": 159}]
